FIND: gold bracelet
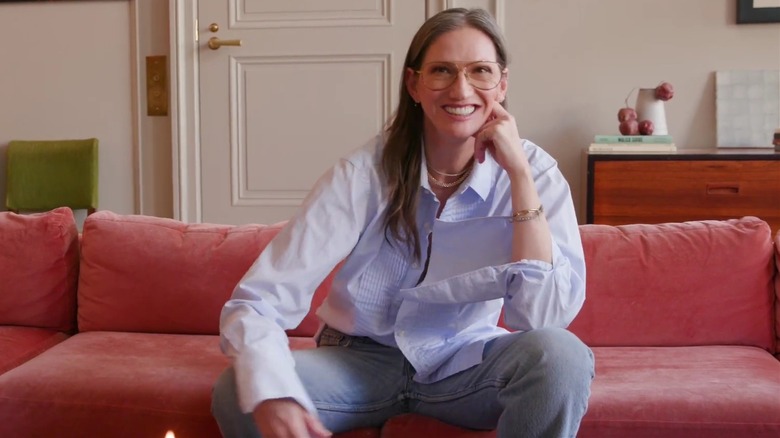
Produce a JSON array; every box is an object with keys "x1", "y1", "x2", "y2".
[{"x1": 510, "y1": 204, "x2": 544, "y2": 222}]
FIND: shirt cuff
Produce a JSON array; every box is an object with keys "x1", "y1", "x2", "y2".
[
  {"x1": 398, "y1": 246, "x2": 560, "y2": 304},
  {"x1": 233, "y1": 339, "x2": 316, "y2": 415},
  {"x1": 399, "y1": 265, "x2": 504, "y2": 304}
]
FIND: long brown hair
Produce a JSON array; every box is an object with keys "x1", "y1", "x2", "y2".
[{"x1": 381, "y1": 8, "x2": 509, "y2": 260}]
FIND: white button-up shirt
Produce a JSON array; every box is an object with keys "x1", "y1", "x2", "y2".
[{"x1": 219, "y1": 134, "x2": 585, "y2": 414}]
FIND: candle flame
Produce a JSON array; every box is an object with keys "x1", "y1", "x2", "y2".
[{"x1": 164, "y1": 431, "x2": 175, "y2": 438}]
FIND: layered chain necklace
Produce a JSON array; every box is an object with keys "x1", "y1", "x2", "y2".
[{"x1": 427, "y1": 161, "x2": 473, "y2": 188}]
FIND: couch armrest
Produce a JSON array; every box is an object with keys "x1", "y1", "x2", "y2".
[{"x1": 0, "y1": 207, "x2": 78, "y2": 332}]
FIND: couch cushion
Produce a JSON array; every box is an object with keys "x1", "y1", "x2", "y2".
[
  {"x1": 569, "y1": 217, "x2": 775, "y2": 350},
  {"x1": 580, "y1": 346, "x2": 780, "y2": 438},
  {"x1": 77, "y1": 212, "x2": 332, "y2": 336},
  {"x1": 78, "y1": 212, "x2": 276, "y2": 334},
  {"x1": 0, "y1": 331, "x2": 377, "y2": 438},
  {"x1": 0, "y1": 332, "x2": 227, "y2": 438},
  {"x1": 380, "y1": 346, "x2": 780, "y2": 438},
  {"x1": 0, "y1": 207, "x2": 79, "y2": 332},
  {"x1": 0, "y1": 326, "x2": 68, "y2": 375}
]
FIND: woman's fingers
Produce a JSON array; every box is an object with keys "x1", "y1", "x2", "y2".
[
  {"x1": 305, "y1": 413, "x2": 333, "y2": 438},
  {"x1": 474, "y1": 103, "x2": 529, "y2": 172}
]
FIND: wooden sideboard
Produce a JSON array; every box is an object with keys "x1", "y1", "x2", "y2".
[{"x1": 585, "y1": 148, "x2": 780, "y2": 236}]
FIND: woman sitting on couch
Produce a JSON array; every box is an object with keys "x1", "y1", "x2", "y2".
[{"x1": 212, "y1": 7, "x2": 594, "y2": 438}]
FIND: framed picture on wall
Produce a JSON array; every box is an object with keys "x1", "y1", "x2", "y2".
[{"x1": 737, "y1": 0, "x2": 780, "y2": 23}]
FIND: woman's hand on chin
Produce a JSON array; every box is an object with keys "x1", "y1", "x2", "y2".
[{"x1": 473, "y1": 102, "x2": 531, "y2": 178}]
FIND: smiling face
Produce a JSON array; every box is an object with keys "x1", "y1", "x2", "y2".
[{"x1": 406, "y1": 26, "x2": 507, "y2": 149}]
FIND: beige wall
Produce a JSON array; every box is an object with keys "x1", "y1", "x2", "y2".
[
  {"x1": 0, "y1": 0, "x2": 136, "y2": 215},
  {"x1": 503, "y1": 0, "x2": 780, "y2": 222},
  {"x1": 1, "y1": 0, "x2": 778, "y2": 223}
]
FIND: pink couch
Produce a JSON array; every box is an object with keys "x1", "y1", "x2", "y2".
[{"x1": 1, "y1": 207, "x2": 779, "y2": 437}]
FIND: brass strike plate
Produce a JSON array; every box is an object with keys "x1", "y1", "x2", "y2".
[{"x1": 146, "y1": 55, "x2": 168, "y2": 116}]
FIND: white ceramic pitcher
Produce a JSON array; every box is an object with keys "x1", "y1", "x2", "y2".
[{"x1": 635, "y1": 88, "x2": 669, "y2": 135}]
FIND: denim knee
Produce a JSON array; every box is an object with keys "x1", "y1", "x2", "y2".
[
  {"x1": 494, "y1": 329, "x2": 593, "y2": 438},
  {"x1": 211, "y1": 367, "x2": 261, "y2": 438},
  {"x1": 508, "y1": 327, "x2": 594, "y2": 389},
  {"x1": 211, "y1": 367, "x2": 237, "y2": 419}
]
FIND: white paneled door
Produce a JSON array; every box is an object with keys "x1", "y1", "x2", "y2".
[{"x1": 196, "y1": 0, "x2": 425, "y2": 225}]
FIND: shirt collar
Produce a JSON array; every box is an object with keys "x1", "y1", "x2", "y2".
[
  {"x1": 419, "y1": 145, "x2": 495, "y2": 202},
  {"x1": 466, "y1": 154, "x2": 494, "y2": 201}
]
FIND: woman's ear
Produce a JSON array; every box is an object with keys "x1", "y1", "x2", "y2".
[
  {"x1": 405, "y1": 67, "x2": 420, "y2": 104},
  {"x1": 497, "y1": 70, "x2": 508, "y2": 103}
]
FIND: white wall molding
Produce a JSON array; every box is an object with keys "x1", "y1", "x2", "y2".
[
  {"x1": 231, "y1": 0, "x2": 391, "y2": 28},
  {"x1": 129, "y1": 0, "x2": 141, "y2": 214},
  {"x1": 229, "y1": 53, "x2": 392, "y2": 207},
  {"x1": 170, "y1": 0, "x2": 201, "y2": 222}
]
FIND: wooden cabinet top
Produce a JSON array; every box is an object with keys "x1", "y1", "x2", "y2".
[{"x1": 587, "y1": 148, "x2": 780, "y2": 161}]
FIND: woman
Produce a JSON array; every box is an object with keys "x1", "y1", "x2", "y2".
[{"x1": 212, "y1": 8, "x2": 594, "y2": 438}]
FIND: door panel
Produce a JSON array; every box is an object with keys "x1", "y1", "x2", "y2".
[{"x1": 197, "y1": 0, "x2": 425, "y2": 225}]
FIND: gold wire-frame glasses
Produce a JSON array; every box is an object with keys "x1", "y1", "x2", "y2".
[{"x1": 415, "y1": 61, "x2": 506, "y2": 91}]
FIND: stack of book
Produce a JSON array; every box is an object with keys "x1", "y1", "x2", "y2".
[{"x1": 589, "y1": 135, "x2": 676, "y2": 152}]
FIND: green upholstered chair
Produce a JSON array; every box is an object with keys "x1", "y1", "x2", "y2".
[{"x1": 5, "y1": 138, "x2": 98, "y2": 215}]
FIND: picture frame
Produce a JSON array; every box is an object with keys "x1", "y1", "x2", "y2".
[{"x1": 737, "y1": 0, "x2": 780, "y2": 23}]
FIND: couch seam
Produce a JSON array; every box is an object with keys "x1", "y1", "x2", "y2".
[{"x1": 0, "y1": 396, "x2": 214, "y2": 417}]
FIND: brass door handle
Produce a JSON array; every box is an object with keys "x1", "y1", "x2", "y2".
[{"x1": 208, "y1": 37, "x2": 242, "y2": 50}]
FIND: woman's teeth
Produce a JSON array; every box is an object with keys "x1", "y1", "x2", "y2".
[{"x1": 444, "y1": 105, "x2": 476, "y2": 116}]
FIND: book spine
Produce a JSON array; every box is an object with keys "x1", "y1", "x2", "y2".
[
  {"x1": 594, "y1": 135, "x2": 673, "y2": 144},
  {"x1": 589, "y1": 143, "x2": 676, "y2": 152}
]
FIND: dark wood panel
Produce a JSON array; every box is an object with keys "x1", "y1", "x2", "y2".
[{"x1": 586, "y1": 151, "x2": 780, "y2": 237}]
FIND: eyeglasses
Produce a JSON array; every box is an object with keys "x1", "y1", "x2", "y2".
[{"x1": 415, "y1": 61, "x2": 506, "y2": 91}]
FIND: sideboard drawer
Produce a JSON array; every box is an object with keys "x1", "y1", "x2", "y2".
[{"x1": 586, "y1": 151, "x2": 780, "y2": 235}]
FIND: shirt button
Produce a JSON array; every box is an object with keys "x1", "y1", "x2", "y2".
[{"x1": 412, "y1": 262, "x2": 420, "y2": 269}]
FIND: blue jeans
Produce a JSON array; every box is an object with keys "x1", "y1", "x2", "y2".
[{"x1": 212, "y1": 327, "x2": 594, "y2": 438}]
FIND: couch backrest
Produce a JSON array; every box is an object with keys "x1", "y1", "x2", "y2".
[
  {"x1": 0, "y1": 207, "x2": 79, "y2": 332},
  {"x1": 75, "y1": 212, "x2": 779, "y2": 348},
  {"x1": 77, "y1": 211, "x2": 332, "y2": 336},
  {"x1": 568, "y1": 217, "x2": 776, "y2": 352}
]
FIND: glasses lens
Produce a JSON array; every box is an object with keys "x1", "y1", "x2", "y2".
[
  {"x1": 466, "y1": 62, "x2": 502, "y2": 90},
  {"x1": 421, "y1": 62, "x2": 457, "y2": 90},
  {"x1": 419, "y1": 61, "x2": 503, "y2": 90}
]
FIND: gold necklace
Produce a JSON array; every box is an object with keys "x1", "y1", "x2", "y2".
[
  {"x1": 427, "y1": 165, "x2": 469, "y2": 178},
  {"x1": 427, "y1": 168, "x2": 471, "y2": 188},
  {"x1": 427, "y1": 158, "x2": 474, "y2": 178}
]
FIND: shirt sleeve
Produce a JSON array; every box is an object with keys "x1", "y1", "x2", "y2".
[
  {"x1": 399, "y1": 150, "x2": 586, "y2": 331},
  {"x1": 501, "y1": 154, "x2": 585, "y2": 330},
  {"x1": 218, "y1": 156, "x2": 373, "y2": 414}
]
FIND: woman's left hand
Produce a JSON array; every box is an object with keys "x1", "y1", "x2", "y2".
[{"x1": 473, "y1": 103, "x2": 530, "y2": 177}]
